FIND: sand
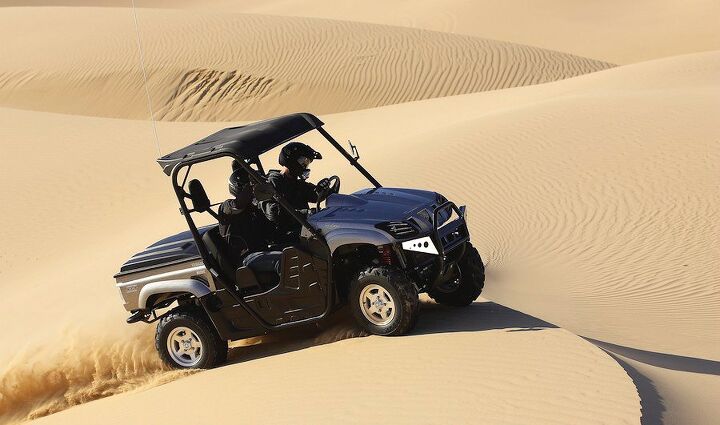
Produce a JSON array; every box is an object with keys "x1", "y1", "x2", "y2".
[
  {"x1": 0, "y1": 7, "x2": 612, "y2": 121},
  {"x1": 28, "y1": 303, "x2": 641, "y2": 425},
  {"x1": 3, "y1": 0, "x2": 719, "y2": 63},
  {"x1": 0, "y1": 2, "x2": 718, "y2": 425}
]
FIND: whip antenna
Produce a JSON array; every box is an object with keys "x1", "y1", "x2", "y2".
[{"x1": 130, "y1": 0, "x2": 161, "y2": 156}]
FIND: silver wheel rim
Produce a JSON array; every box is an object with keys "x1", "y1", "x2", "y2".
[
  {"x1": 359, "y1": 284, "x2": 396, "y2": 326},
  {"x1": 167, "y1": 326, "x2": 203, "y2": 367}
]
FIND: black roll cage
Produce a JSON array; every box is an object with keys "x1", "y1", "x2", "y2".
[{"x1": 170, "y1": 125, "x2": 382, "y2": 238}]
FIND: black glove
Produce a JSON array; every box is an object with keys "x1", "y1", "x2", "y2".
[
  {"x1": 315, "y1": 178, "x2": 332, "y2": 201},
  {"x1": 316, "y1": 177, "x2": 330, "y2": 193}
]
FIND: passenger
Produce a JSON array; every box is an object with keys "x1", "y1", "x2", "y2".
[
  {"x1": 259, "y1": 142, "x2": 322, "y2": 242},
  {"x1": 219, "y1": 161, "x2": 280, "y2": 276}
]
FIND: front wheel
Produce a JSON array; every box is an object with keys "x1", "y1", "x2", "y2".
[
  {"x1": 428, "y1": 243, "x2": 485, "y2": 306},
  {"x1": 349, "y1": 266, "x2": 419, "y2": 336},
  {"x1": 155, "y1": 309, "x2": 228, "y2": 369}
]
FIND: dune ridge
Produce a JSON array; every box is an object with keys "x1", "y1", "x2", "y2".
[
  {"x1": 0, "y1": 7, "x2": 613, "y2": 121},
  {"x1": 3, "y1": 0, "x2": 718, "y2": 64}
]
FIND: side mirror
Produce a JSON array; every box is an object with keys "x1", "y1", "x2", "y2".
[
  {"x1": 188, "y1": 179, "x2": 211, "y2": 212},
  {"x1": 348, "y1": 140, "x2": 360, "y2": 160},
  {"x1": 253, "y1": 182, "x2": 275, "y2": 201}
]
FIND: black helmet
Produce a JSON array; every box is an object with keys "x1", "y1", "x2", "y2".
[
  {"x1": 229, "y1": 160, "x2": 250, "y2": 197},
  {"x1": 279, "y1": 142, "x2": 322, "y2": 175}
]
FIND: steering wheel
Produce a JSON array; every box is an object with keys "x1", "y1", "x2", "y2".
[{"x1": 316, "y1": 175, "x2": 341, "y2": 206}]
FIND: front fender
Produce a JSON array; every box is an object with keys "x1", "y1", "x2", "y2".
[
  {"x1": 138, "y1": 279, "x2": 211, "y2": 310},
  {"x1": 324, "y1": 227, "x2": 395, "y2": 254}
]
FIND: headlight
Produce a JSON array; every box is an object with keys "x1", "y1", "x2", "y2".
[
  {"x1": 417, "y1": 208, "x2": 431, "y2": 224},
  {"x1": 375, "y1": 221, "x2": 419, "y2": 239}
]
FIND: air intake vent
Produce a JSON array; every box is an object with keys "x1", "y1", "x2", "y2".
[{"x1": 376, "y1": 221, "x2": 419, "y2": 239}]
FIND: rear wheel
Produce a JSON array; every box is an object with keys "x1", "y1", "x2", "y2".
[
  {"x1": 155, "y1": 309, "x2": 228, "y2": 369},
  {"x1": 428, "y1": 243, "x2": 485, "y2": 306},
  {"x1": 349, "y1": 266, "x2": 419, "y2": 336}
]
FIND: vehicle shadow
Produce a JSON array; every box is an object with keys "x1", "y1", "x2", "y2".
[
  {"x1": 413, "y1": 300, "x2": 558, "y2": 335},
  {"x1": 226, "y1": 300, "x2": 557, "y2": 365}
]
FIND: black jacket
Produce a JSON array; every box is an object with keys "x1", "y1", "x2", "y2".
[
  {"x1": 218, "y1": 196, "x2": 274, "y2": 263},
  {"x1": 260, "y1": 170, "x2": 318, "y2": 240}
]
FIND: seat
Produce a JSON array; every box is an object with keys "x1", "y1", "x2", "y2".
[
  {"x1": 202, "y1": 226, "x2": 282, "y2": 291},
  {"x1": 201, "y1": 227, "x2": 236, "y2": 281}
]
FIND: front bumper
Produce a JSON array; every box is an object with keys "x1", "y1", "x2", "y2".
[
  {"x1": 401, "y1": 201, "x2": 469, "y2": 258},
  {"x1": 398, "y1": 201, "x2": 470, "y2": 292}
]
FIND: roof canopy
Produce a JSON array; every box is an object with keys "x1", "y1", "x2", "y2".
[{"x1": 157, "y1": 113, "x2": 324, "y2": 175}]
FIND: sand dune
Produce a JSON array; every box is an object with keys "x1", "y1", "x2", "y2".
[
  {"x1": 318, "y1": 50, "x2": 720, "y2": 356},
  {"x1": 1, "y1": 48, "x2": 717, "y2": 424},
  {"x1": 2, "y1": 303, "x2": 642, "y2": 425},
  {"x1": 0, "y1": 7, "x2": 612, "y2": 121},
  {"x1": 3, "y1": 0, "x2": 718, "y2": 63},
  {"x1": 27, "y1": 302, "x2": 641, "y2": 425},
  {"x1": 319, "y1": 51, "x2": 720, "y2": 425}
]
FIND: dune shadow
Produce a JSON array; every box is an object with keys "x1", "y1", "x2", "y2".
[
  {"x1": 582, "y1": 337, "x2": 720, "y2": 376},
  {"x1": 226, "y1": 301, "x2": 558, "y2": 366},
  {"x1": 605, "y1": 352, "x2": 666, "y2": 425},
  {"x1": 580, "y1": 337, "x2": 720, "y2": 425}
]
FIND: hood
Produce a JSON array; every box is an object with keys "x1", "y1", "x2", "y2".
[{"x1": 309, "y1": 187, "x2": 440, "y2": 226}]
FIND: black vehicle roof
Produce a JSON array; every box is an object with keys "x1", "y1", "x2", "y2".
[{"x1": 157, "y1": 113, "x2": 324, "y2": 175}]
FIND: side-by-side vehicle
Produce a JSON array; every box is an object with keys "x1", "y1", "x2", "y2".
[{"x1": 114, "y1": 113, "x2": 485, "y2": 368}]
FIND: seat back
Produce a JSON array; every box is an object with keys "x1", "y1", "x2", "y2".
[
  {"x1": 201, "y1": 226, "x2": 236, "y2": 282},
  {"x1": 188, "y1": 179, "x2": 211, "y2": 212}
]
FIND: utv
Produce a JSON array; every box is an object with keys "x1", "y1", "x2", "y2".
[{"x1": 114, "y1": 113, "x2": 484, "y2": 369}]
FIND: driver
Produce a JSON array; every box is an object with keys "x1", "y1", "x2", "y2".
[
  {"x1": 260, "y1": 142, "x2": 326, "y2": 242},
  {"x1": 219, "y1": 161, "x2": 280, "y2": 274}
]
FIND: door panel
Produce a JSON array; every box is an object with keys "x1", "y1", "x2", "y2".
[{"x1": 244, "y1": 246, "x2": 330, "y2": 325}]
